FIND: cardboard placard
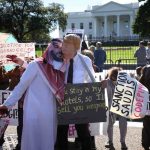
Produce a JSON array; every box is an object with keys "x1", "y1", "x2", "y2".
[
  {"x1": 110, "y1": 71, "x2": 149, "y2": 119},
  {"x1": 0, "y1": 90, "x2": 18, "y2": 126},
  {"x1": 0, "y1": 43, "x2": 35, "y2": 64},
  {"x1": 57, "y1": 82, "x2": 106, "y2": 125}
]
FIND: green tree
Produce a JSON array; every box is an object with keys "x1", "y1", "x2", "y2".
[
  {"x1": 0, "y1": 0, "x2": 67, "y2": 42},
  {"x1": 133, "y1": 0, "x2": 150, "y2": 36}
]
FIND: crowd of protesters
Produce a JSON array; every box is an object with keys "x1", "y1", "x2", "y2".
[{"x1": 0, "y1": 36, "x2": 150, "y2": 150}]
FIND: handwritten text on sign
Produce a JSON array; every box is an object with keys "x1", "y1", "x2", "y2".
[
  {"x1": 110, "y1": 72, "x2": 149, "y2": 119},
  {"x1": 57, "y1": 82, "x2": 106, "y2": 125},
  {"x1": 0, "y1": 43, "x2": 35, "y2": 64},
  {"x1": 0, "y1": 90, "x2": 18, "y2": 126}
]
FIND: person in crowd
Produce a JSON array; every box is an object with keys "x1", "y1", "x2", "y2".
[
  {"x1": 146, "y1": 41, "x2": 150, "y2": 64},
  {"x1": 105, "y1": 67, "x2": 128, "y2": 150},
  {"x1": 0, "y1": 61, "x2": 9, "y2": 90},
  {"x1": 82, "y1": 49, "x2": 99, "y2": 72},
  {"x1": 0, "y1": 38, "x2": 65, "y2": 150},
  {"x1": 56, "y1": 34, "x2": 95, "y2": 150},
  {"x1": 4, "y1": 64, "x2": 25, "y2": 150},
  {"x1": 81, "y1": 40, "x2": 88, "y2": 51},
  {"x1": 135, "y1": 66, "x2": 143, "y2": 81},
  {"x1": 0, "y1": 61, "x2": 9, "y2": 149},
  {"x1": 139, "y1": 65, "x2": 150, "y2": 150},
  {"x1": 5, "y1": 55, "x2": 32, "y2": 150},
  {"x1": 94, "y1": 41, "x2": 106, "y2": 72},
  {"x1": 134, "y1": 41, "x2": 147, "y2": 67},
  {"x1": 89, "y1": 45, "x2": 95, "y2": 53}
]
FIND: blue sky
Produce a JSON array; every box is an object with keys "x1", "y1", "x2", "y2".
[{"x1": 42, "y1": 0, "x2": 139, "y2": 12}]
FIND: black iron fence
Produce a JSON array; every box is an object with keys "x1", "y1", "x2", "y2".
[
  {"x1": 35, "y1": 43, "x2": 143, "y2": 71},
  {"x1": 88, "y1": 35, "x2": 150, "y2": 43},
  {"x1": 101, "y1": 45, "x2": 140, "y2": 71}
]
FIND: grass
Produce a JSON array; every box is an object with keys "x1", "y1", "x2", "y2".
[
  {"x1": 35, "y1": 48, "x2": 44, "y2": 57},
  {"x1": 35, "y1": 46, "x2": 139, "y2": 64},
  {"x1": 104, "y1": 46, "x2": 138, "y2": 64}
]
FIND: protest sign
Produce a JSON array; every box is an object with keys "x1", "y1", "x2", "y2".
[
  {"x1": 57, "y1": 82, "x2": 106, "y2": 125},
  {"x1": 65, "y1": 29, "x2": 84, "y2": 52},
  {"x1": 0, "y1": 43, "x2": 35, "y2": 64},
  {"x1": 65, "y1": 29, "x2": 84, "y2": 40},
  {"x1": 110, "y1": 71, "x2": 149, "y2": 119},
  {"x1": 0, "y1": 90, "x2": 18, "y2": 126}
]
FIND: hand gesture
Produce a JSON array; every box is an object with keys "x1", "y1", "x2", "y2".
[
  {"x1": 100, "y1": 79, "x2": 108, "y2": 89},
  {"x1": 6, "y1": 55, "x2": 24, "y2": 66}
]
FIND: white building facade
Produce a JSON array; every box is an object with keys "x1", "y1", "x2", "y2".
[{"x1": 59, "y1": 1, "x2": 139, "y2": 40}]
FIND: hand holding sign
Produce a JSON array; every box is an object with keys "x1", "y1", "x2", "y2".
[
  {"x1": 0, "y1": 105, "x2": 9, "y2": 118},
  {"x1": 100, "y1": 79, "x2": 108, "y2": 89}
]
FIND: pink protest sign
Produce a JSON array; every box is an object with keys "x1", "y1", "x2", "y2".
[{"x1": 0, "y1": 43, "x2": 35, "y2": 64}]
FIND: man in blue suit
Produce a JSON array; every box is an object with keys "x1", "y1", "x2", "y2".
[{"x1": 94, "y1": 42, "x2": 106, "y2": 72}]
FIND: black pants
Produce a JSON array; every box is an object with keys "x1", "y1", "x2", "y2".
[
  {"x1": 75, "y1": 136, "x2": 96, "y2": 149},
  {"x1": 0, "y1": 133, "x2": 5, "y2": 146},
  {"x1": 15, "y1": 107, "x2": 23, "y2": 150},
  {"x1": 56, "y1": 124, "x2": 92, "y2": 150},
  {"x1": 142, "y1": 116, "x2": 150, "y2": 149}
]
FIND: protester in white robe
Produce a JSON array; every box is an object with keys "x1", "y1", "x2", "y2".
[{"x1": 0, "y1": 39, "x2": 65, "y2": 150}]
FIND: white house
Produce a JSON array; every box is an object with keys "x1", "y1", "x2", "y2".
[{"x1": 59, "y1": 1, "x2": 139, "y2": 40}]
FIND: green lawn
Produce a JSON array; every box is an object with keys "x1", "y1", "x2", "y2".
[
  {"x1": 35, "y1": 46, "x2": 138, "y2": 64},
  {"x1": 35, "y1": 48, "x2": 44, "y2": 57},
  {"x1": 104, "y1": 46, "x2": 138, "y2": 64}
]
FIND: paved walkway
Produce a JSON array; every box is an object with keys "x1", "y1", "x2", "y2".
[{"x1": 3, "y1": 122, "x2": 144, "y2": 150}]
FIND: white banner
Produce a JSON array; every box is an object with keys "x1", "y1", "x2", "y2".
[
  {"x1": 0, "y1": 90, "x2": 18, "y2": 126},
  {"x1": 65, "y1": 29, "x2": 84, "y2": 40},
  {"x1": 110, "y1": 71, "x2": 149, "y2": 119},
  {"x1": 0, "y1": 43, "x2": 35, "y2": 64}
]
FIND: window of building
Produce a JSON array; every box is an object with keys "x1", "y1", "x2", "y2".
[
  {"x1": 124, "y1": 20, "x2": 129, "y2": 29},
  {"x1": 71, "y1": 23, "x2": 75, "y2": 29},
  {"x1": 89, "y1": 34, "x2": 92, "y2": 39},
  {"x1": 89, "y1": 22, "x2": 92, "y2": 29},
  {"x1": 102, "y1": 22, "x2": 104, "y2": 27},
  {"x1": 80, "y1": 23, "x2": 84, "y2": 29},
  {"x1": 113, "y1": 21, "x2": 117, "y2": 32}
]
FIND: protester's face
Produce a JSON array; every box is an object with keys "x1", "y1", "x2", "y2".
[
  {"x1": 52, "y1": 42, "x2": 62, "y2": 53},
  {"x1": 62, "y1": 42, "x2": 76, "y2": 60},
  {"x1": 50, "y1": 42, "x2": 63, "y2": 60},
  {"x1": 139, "y1": 44, "x2": 144, "y2": 48}
]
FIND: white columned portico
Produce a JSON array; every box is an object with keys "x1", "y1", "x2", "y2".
[
  {"x1": 117, "y1": 15, "x2": 120, "y2": 37},
  {"x1": 94, "y1": 18, "x2": 97, "y2": 37},
  {"x1": 104, "y1": 16, "x2": 107, "y2": 37},
  {"x1": 130, "y1": 15, "x2": 133, "y2": 36}
]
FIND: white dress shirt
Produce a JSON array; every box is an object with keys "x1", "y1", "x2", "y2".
[{"x1": 65, "y1": 53, "x2": 95, "y2": 84}]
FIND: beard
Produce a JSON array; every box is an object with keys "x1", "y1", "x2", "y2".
[{"x1": 50, "y1": 50, "x2": 63, "y2": 62}]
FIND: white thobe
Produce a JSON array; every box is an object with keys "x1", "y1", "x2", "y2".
[{"x1": 4, "y1": 61, "x2": 61, "y2": 150}]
